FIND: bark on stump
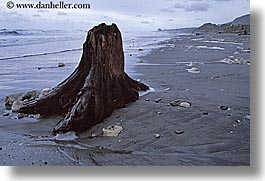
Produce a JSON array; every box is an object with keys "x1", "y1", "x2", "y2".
[{"x1": 18, "y1": 23, "x2": 149, "y2": 133}]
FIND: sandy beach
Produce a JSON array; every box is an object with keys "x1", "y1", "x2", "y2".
[{"x1": 0, "y1": 30, "x2": 250, "y2": 166}]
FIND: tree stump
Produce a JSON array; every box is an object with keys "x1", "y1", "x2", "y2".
[{"x1": 19, "y1": 23, "x2": 149, "y2": 133}]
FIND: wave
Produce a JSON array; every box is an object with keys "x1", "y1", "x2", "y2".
[
  {"x1": 0, "y1": 48, "x2": 82, "y2": 61},
  {"x1": 0, "y1": 29, "x2": 22, "y2": 36}
]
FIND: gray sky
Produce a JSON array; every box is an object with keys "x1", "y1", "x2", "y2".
[{"x1": 0, "y1": 0, "x2": 250, "y2": 31}]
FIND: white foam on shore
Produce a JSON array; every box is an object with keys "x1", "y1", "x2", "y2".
[
  {"x1": 54, "y1": 131, "x2": 78, "y2": 141},
  {"x1": 202, "y1": 40, "x2": 243, "y2": 46},
  {"x1": 196, "y1": 45, "x2": 225, "y2": 50},
  {"x1": 139, "y1": 87, "x2": 155, "y2": 97}
]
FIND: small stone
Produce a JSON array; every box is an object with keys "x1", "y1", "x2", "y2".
[
  {"x1": 138, "y1": 48, "x2": 143, "y2": 51},
  {"x1": 102, "y1": 125, "x2": 123, "y2": 137},
  {"x1": 232, "y1": 124, "x2": 236, "y2": 128},
  {"x1": 186, "y1": 67, "x2": 200, "y2": 74},
  {"x1": 175, "y1": 129, "x2": 184, "y2": 134},
  {"x1": 17, "y1": 113, "x2": 25, "y2": 119},
  {"x1": 91, "y1": 133, "x2": 97, "y2": 137},
  {"x1": 44, "y1": 161, "x2": 48, "y2": 165},
  {"x1": 118, "y1": 140, "x2": 122, "y2": 143},
  {"x1": 155, "y1": 98, "x2": 162, "y2": 103},
  {"x1": 202, "y1": 112, "x2": 209, "y2": 115},
  {"x1": 145, "y1": 98, "x2": 150, "y2": 101},
  {"x1": 0, "y1": 147, "x2": 2, "y2": 150},
  {"x1": 3, "y1": 112, "x2": 10, "y2": 116},
  {"x1": 179, "y1": 102, "x2": 191, "y2": 108},
  {"x1": 29, "y1": 115, "x2": 35, "y2": 118},
  {"x1": 154, "y1": 133, "x2": 160, "y2": 138},
  {"x1": 41, "y1": 88, "x2": 52, "y2": 96},
  {"x1": 219, "y1": 106, "x2": 229, "y2": 111},
  {"x1": 22, "y1": 90, "x2": 40, "y2": 101},
  {"x1": 165, "y1": 88, "x2": 170, "y2": 91},
  {"x1": 11, "y1": 100, "x2": 24, "y2": 112},
  {"x1": 57, "y1": 62, "x2": 65, "y2": 67},
  {"x1": 136, "y1": 59, "x2": 143, "y2": 63},
  {"x1": 5, "y1": 93, "x2": 24, "y2": 110},
  {"x1": 170, "y1": 100, "x2": 180, "y2": 107},
  {"x1": 129, "y1": 54, "x2": 132, "y2": 56},
  {"x1": 227, "y1": 113, "x2": 232, "y2": 117},
  {"x1": 157, "y1": 111, "x2": 162, "y2": 115},
  {"x1": 37, "y1": 67, "x2": 42, "y2": 70},
  {"x1": 230, "y1": 131, "x2": 234, "y2": 134},
  {"x1": 133, "y1": 140, "x2": 137, "y2": 144},
  {"x1": 235, "y1": 120, "x2": 241, "y2": 123}
]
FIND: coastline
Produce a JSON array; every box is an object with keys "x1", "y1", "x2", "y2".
[{"x1": 0, "y1": 31, "x2": 250, "y2": 166}]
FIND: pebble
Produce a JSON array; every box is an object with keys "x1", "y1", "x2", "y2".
[
  {"x1": 3, "y1": 112, "x2": 10, "y2": 116},
  {"x1": 145, "y1": 98, "x2": 150, "y2": 101},
  {"x1": 235, "y1": 120, "x2": 241, "y2": 123},
  {"x1": 22, "y1": 90, "x2": 40, "y2": 101},
  {"x1": 102, "y1": 125, "x2": 123, "y2": 137},
  {"x1": 186, "y1": 67, "x2": 200, "y2": 74},
  {"x1": 227, "y1": 113, "x2": 232, "y2": 117},
  {"x1": 232, "y1": 124, "x2": 236, "y2": 128},
  {"x1": 57, "y1": 62, "x2": 65, "y2": 67},
  {"x1": 138, "y1": 48, "x2": 143, "y2": 51},
  {"x1": 11, "y1": 100, "x2": 24, "y2": 112},
  {"x1": 17, "y1": 113, "x2": 25, "y2": 119},
  {"x1": 230, "y1": 131, "x2": 234, "y2": 134},
  {"x1": 37, "y1": 67, "x2": 42, "y2": 70},
  {"x1": 219, "y1": 106, "x2": 229, "y2": 111},
  {"x1": 157, "y1": 111, "x2": 162, "y2": 115},
  {"x1": 155, "y1": 98, "x2": 162, "y2": 103},
  {"x1": 175, "y1": 129, "x2": 184, "y2": 134},
  {"x1": 29, "y1": 115, "x2": 35, "y2": 118},
  {"x1": 165, "y1": 88, "x2": 170, "y2": 91},
  {"x1": 41, "y1": 88, "x2": 52, "y2": 96},
  {"x1": 202, "y1": 112, "x2": 209, "y2": 115},
  {"x1": 154, "y1": 133, "x2": 160, "y2": 138},
  {"x1": 91, "y1": 133, "x2": 97, "y2": 137},
  {"x1": 5, "y1": 93, "x2": 24, "y2": 110},
  {"x1": 136, "y1": 59, "x2": 143, "y2": 63},
  {"x1": 170, "y1": 100, "x2": 179, "y2": 107},
  {"x1": 179, "y1": 102, "x2": 191, "y2": 108}
]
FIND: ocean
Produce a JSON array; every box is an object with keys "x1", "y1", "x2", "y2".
[{"x1": 0, "y1": 28, "x2": 175, "y2": 98}]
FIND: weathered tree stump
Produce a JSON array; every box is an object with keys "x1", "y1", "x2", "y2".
[{"x1": 19, "y1": 23, "x2": 149, "y2": 133}]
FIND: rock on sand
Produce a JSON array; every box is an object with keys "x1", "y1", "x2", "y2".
[{"x1": 102, "y1": 125, "x2": 123, "y2": 137}]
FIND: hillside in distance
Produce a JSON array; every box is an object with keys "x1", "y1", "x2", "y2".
[{"x1": 195, "y1": 14, "x2": 250, "y2": 35}]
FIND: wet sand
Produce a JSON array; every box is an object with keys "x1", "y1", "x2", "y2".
[{"x1": 0, "y1": 32, "x2": 250, "y2": 166}]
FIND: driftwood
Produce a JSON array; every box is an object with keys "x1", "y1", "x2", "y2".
[{"x1": 19, "y1": 23, "x2": 149, "y2": 133}]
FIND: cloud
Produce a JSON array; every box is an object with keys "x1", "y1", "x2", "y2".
[
  {"x1": 185, "y1": 3, "x2": 210, "y2": 12},
  {"x1": 141, "y1": 21, "x2": 153, "y2": 24},
  {"x1": 0, "y1": 10, "x2": 28, "y2": 22},
  {"x1": 32, "y1": 14, "x2": 41, "y2": 17},
  {"x1": 159, "y1": 8, "x2": 175, "y2": 13},
  {"x1": 174, "y1": 2, "x2": 210, "y2": 13},
  {"x1": 57, "y1": 11, "x2": 67, "y2": 16},
  {"x1": 37, "y1": 9, "x2": 49, "y2": 13},
  {"x1": 100, "y1": 16, "x2": 109, "y2": 19}
]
